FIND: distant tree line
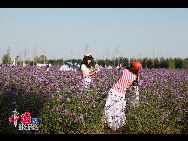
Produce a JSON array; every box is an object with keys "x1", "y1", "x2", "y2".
[
  {"x1": 40, "y1": 57, "x2": 188, "y2": 69},
  {"x1": 91, "y1": 57, "x2": 188, "y2": 69},
  {"x1": 2, "y1": 49, "x2": 188, "y2": 69}
]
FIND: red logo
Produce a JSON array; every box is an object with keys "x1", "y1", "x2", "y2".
[{"x1": 9, "y1": 112, "x2": 31, "y2": 124}]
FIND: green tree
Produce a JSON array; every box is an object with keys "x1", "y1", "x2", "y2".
[
  {"x1": 142, "y1": 57, "x2": 148, "y2": 68},
  {"x1": 154, "y1": 58, "x2": 161, "y2": 68},
  {"x1": 38, "y1": 55, "x2": 47, "y2": 64},
  {"x1": 182, "y1": 59, "x2": 188, "y2": 69},
  {"x1": 147, "y1": 58, "x2": 153, "y2": 68},
  {"x1": 167, "y1": 58, "x2": 175, "y2": 68},
  {"x1": 174, "y1": 58, "x2": 183, "y2": 68},
  {"x1": 160, "y1": 57, "x2": 168, "y2": 68},
  {"x1": 24, "y1": 60, "x2": 31, "y2": 65},
  {"x1": 2, "y1": 47, "x2": 11, "y2": 64}
]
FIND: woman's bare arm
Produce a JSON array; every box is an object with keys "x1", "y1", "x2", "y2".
[{"x1": 82, "y1": 69, "x2": 98, "y2": 77}]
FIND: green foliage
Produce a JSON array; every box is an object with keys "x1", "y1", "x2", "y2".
[
  {"x1": 167, "y1": 58, "x2": 175, "y2": 68},
  {"x1": 47, "y1": 57, "x2": 188, "y2": 69},
  {"x1": 182, "y1": 59, "x2": 188, "y2": 69},
  {"x1": 38, "y1": 55, "x2": 47, "y2": 64},
  {"x1": 2, "y1": 47, "x2": 11, "y2": 64},
  {"x1": 174, "y1": 58, "x2": 183, "y2": 68},
  {"x1": 2, "y1": 54, "x2": 11, "y2": 64}
]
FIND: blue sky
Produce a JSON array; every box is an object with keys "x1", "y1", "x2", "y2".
[{"x1": 0, "y1": 8, "x2": 188, "y2": 62}]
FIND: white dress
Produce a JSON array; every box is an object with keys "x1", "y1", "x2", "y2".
[
  {"x1": 102, "y1": 69, "x2": 137, "y2": 131},
  {"x1": 80, "y1": 64, "x2": 91, "y2": 89},
  {"x1": 102, "y1": 88, "x2": 127, "y2": 131}
]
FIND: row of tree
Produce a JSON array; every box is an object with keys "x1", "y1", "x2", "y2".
[
  {"x1": 2, "y1": 55, "x2": 188, "y2": 69},
  {"x1": 33, "y1": 57, "x2": 188, "y2": 69},
  {"x1": 1, "y1": 47, "x2": 188, "y2": 69},
  {"x1": 87, "y1": 57, "x2": 188, "y2": 69}
]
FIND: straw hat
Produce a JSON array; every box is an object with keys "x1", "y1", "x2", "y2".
[{"x1": 84, "y1": 54, "x2": 94, "y2": 59}]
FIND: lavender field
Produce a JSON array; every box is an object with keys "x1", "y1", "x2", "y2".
[{"x1": 0, "y1": 65, "x2": 187, "y2": 134}]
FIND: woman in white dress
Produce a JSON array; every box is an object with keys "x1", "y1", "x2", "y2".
[
  {"x1": 102, "y1": 61, "x2": 142, "y2": 131},
  {"x1": 80, "y1": 54, "x2": 99, "y2": 89}
]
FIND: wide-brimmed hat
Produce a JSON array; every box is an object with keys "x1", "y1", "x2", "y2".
[{"x1": 84, "y1": 54, "x2": 94, "y2": 60}]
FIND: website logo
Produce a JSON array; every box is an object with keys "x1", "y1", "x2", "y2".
[{"x1": 9, "y1": 109, "x2": 38, "y2": 131}]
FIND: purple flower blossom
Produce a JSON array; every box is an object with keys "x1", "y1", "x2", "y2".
[
  {"x1": 66, "y1": 98, "x2": 71, "y2": 102},
  {"x1": 0, "y1": 65, "x2": 187, "y2": 133}
]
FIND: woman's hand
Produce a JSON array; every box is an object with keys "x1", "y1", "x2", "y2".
[
  {"x1": 82, "y1": 69, "x2": 99, "y2": 78},
  {"x1": 89, "y1": 69, "x2": 99, "y2": 76}
]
